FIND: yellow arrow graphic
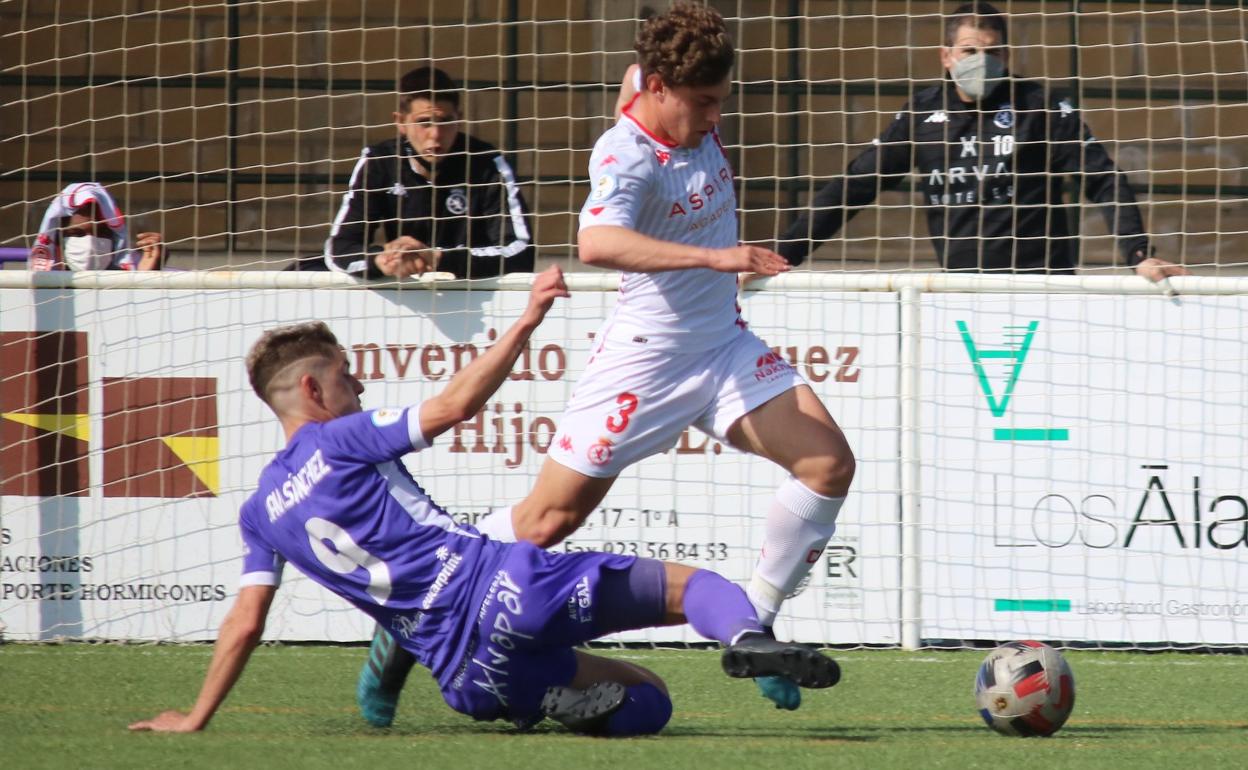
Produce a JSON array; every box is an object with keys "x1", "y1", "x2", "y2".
[
  {"x1": 1, "y1": 412, "x2": 91, "y2": 442},
  {"x1": 161, "y1": 435, "x2": 220, "y2": 495}
]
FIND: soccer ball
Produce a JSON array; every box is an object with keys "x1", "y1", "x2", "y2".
[{"x1": 974, "y1": 640, "x2": 1075, "y2": 737}]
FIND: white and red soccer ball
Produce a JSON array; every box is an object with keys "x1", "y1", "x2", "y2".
[{"x1": 974, "y1": 640, "x2": 1075, "y2": 737}]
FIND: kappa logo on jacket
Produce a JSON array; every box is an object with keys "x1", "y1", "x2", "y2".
[{"x1": 446, "y1": 188, "x2": 468, "y2": 215}]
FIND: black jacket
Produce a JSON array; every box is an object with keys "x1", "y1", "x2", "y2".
[
  {"x1": 325, "y1": 134, "x2": 534, "y2": 278},
  {"x1": 779, "y1": 78, "x2": 1149, "y2": 273}
]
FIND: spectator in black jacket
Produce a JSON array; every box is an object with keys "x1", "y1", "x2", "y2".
[
  {"x1": 325, "y1": 66, "x2": 534, "y2": 279},
  {"x1": 779, "y1": 2, "x2": 1187, "y2": 281}
]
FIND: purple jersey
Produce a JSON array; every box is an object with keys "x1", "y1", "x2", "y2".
[{"x1": 238, "y1": 405, "x2": 506, "y2": 685}]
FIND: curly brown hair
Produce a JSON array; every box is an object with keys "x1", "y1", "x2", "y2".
[
  {"x1": 246, "y1": 321, "x2": 342, "y2": 405},
  {"x1": 634, "y1": 2, "x2": 734, "y2": 88}
]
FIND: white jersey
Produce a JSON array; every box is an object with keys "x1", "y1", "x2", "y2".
[{"x1": 578, "y1": 104, "x2": 742, "y2": 352}]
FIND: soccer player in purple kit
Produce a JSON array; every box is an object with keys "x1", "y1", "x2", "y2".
[{"x1": 128, "y1": 265, "x2": 839, "y2": 737}]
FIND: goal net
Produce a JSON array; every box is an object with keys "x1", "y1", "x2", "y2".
[{"x1": 1, "y1": 2, "x2": 1245, "y2": 649}]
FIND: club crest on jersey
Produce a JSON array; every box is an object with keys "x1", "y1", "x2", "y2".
[
  {"x1": 993, "y1": 106, "x2": 1014, "y2": 130},
  {"x1": 587, "y1": 439, "x2": 613, "y2": 467},
  {"x1": 655, "y1": 149, "x2": 671, "y2": 165},
  {"x1": 445, "y1": 188, "x2": 468, "y2": 214},
  {"x1": 371, "y1": 408, "x2": 403, "y2": 427},
  {"x1": 600, "y1": 154, "x2": 618, "y2": 166},
  {"x1": 591, "y1": 173, "x2": 617, "y2": 201}
]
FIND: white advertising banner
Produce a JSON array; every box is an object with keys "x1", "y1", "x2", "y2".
[
  {"x1": 0, "y1": 287, "x2": 900, "y2": 644},
  {"x1": 922, "y1": 293, "x2": 1248, "y2": 645}
]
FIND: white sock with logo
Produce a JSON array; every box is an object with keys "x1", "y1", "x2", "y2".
[
  {"x1": 747, "y1": 476, "x2": 844, "y2": 626},
  {"x1": 474, "y1": 505, "x2": 518, "y2": 542}
]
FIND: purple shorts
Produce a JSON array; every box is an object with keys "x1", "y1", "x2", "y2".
[{"x1": 439, "y1": 542, "x2": 642, "y2": 724}]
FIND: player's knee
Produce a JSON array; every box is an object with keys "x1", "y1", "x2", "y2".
[
  {"x1": 629, "y1": 683, "x2": 673, "y2": 735},
  {"x1": 800, "y1": 446, "x2": 856, "y2": 498},
  {"x1": 514, "y1": 507, "x2": 582, "y2": 548},
  {"x1": 607, "y1": 682, "x2": 673, "y2": 737}
]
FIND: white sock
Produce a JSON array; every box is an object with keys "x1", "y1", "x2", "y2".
[
  {"x1": 474, "y1": 505, "x2": 518, "y2": 542},
  {"x1": 747, "y1": 476, "x2": 844, "y2": 626}
]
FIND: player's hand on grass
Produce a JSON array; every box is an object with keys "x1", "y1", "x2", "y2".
[
  {"x1": 1135, "y1": 256, "x2": 1189, "y2": 283},
  {"x1": 128, "y1": 709, "x2": 202, "y2": 733},
  {"x1": 521, "y1": 265, "x2": 570, "y2": 326},
  {"x1": 709, "y1": 245, "x2": 790, "y2": 276}
]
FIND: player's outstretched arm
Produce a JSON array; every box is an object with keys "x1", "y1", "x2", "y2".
[
  {"x1": 128, "y1": 585, "x2": 277, "y2": 733},
  {"x1": 580, "y1": 225, "x2": 789, "y2": 276},
  {"x1": 419, "y1": 265, "x2": 569, "y2": 439}
]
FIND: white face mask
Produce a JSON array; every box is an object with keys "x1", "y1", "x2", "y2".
[
  {"x1": 62, "y1": 235, "x2": 114, "y2": 271},
  {"x1": 950, "y1": 52, "x2": 1007, "y2": 101}
]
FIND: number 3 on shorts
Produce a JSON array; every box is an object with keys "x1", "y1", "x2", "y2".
[{"x1": 605, "y1": 392, "x2": 639, "y2": 434}]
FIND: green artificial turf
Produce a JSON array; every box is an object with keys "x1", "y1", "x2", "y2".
[{"x1": 1, "y1": 644, "x2": 1243, "y2": 770}]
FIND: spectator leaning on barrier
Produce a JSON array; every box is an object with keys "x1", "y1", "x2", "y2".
[
  {"x1": 29, "y1": 182, "x2": 165, "y2": 272},
  {"x1": 778, "y1": 1, "x2": 1187, "y2": 281},
  {"x1": 324, "y1": 66, "x2": 535, "y2": 279}
]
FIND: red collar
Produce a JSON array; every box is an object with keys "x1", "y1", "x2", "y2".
[{"x1": 622, "y1": 96, "x2": 679, "y2": 149}]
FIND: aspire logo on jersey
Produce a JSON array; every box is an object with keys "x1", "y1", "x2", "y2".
[
  {"x1": 666, "y1": 167, "x2": 733, "y2": 218},
  {"x1": 0, "y1": 331, "x2": 219, "y2": 498}
]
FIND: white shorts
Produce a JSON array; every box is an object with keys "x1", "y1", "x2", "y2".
[{"x1": 547, "y1": 329, "x2": 805, "y2": 477}]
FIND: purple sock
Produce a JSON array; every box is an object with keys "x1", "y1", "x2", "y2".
[
  {"x1": 682, "y1": 569, "x2": 764, "y2": 644},
  {"x1": 604, "y1": 683, "x2": 672, "y2": 736}
]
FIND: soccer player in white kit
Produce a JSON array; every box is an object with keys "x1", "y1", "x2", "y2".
[{"x1": 360, "y1": 2, "x2": 855, "y2": 720}]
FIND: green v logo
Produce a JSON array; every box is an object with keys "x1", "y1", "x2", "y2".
[
  {"x1": 956, "y1": 320, "x2": 1068, "y2": 441},
  {"x1": 956, "y1": 320, "x2": 1038, "y2": 417}
]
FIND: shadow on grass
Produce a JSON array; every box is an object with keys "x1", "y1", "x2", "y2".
[
  {"x1": 312, "y1": 714, "x2": 1247, "y2": 742},
  {"x1": 321, "y1": 718, "x2": 880, "y2": 742},
  {"x1": 1056, "y1": 724, "x2": 1247, "y2": 737}
]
